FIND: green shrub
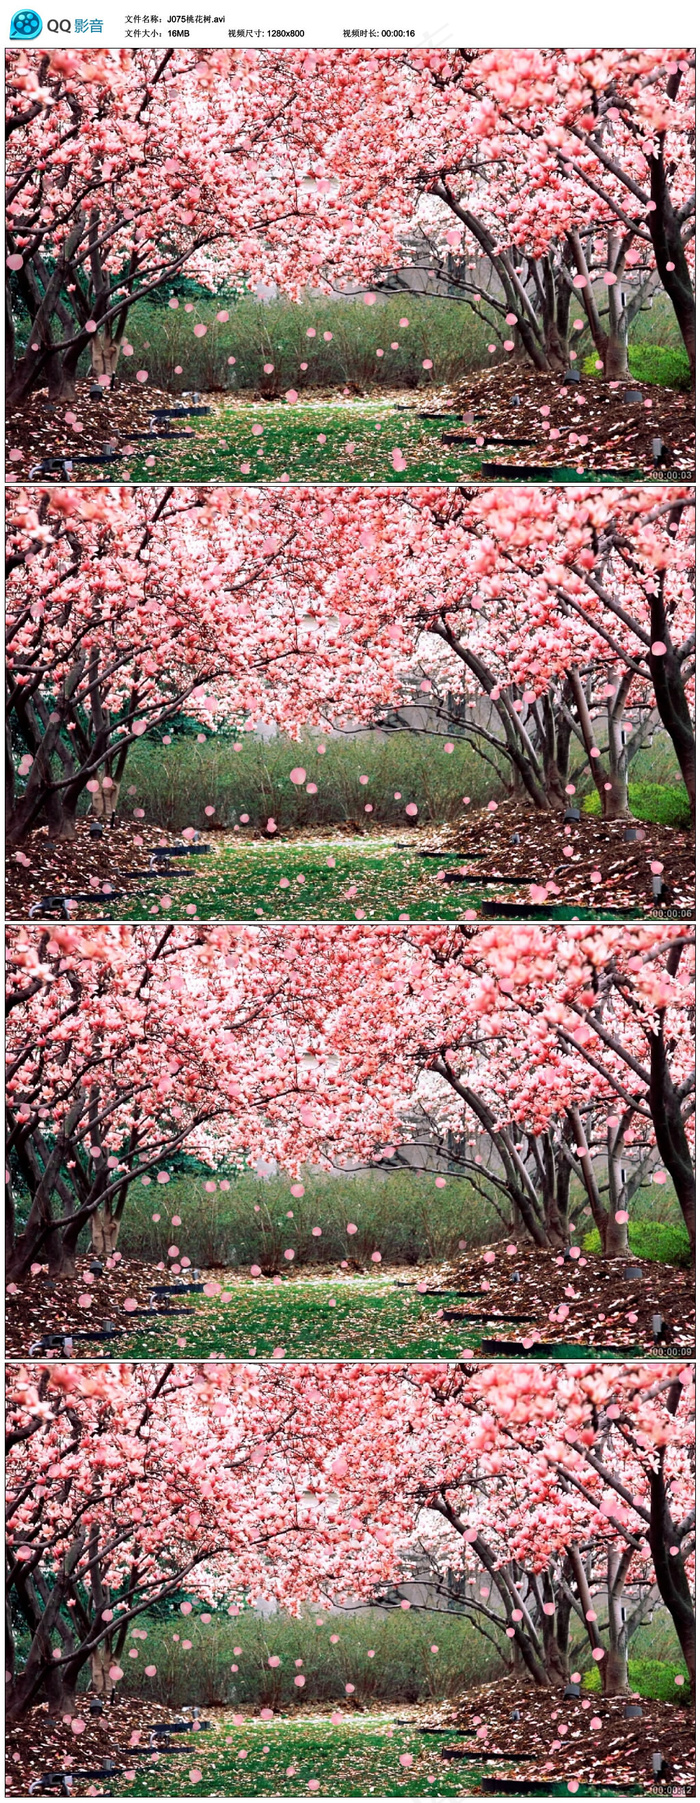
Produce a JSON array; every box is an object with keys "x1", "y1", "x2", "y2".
[
  {"x1": 627, "y1": 344, "x2": 692, "y2": 390},
  {"x1": 628, "y1": 293, "x2": 690, "y2": 352},
  {"x1": 582, "y1": 1220, "x2": 692, "y2": 1268},
  {"x1": 113, "y1": 1607, "x2": 501, "y2": 1711},
  {"x1": 628, "y1": 1611, "x2": 693, "y2": 1667},
  {"x1": 581, "y1": 344, "x2": 691, "y2": 390},
  {"x1": 119, "y1": 291, "x2": 501, "y2": 395},
  {"x1": 583, "y1": 781, "x2": 691, "y2": 829},
  {"x1": 115, "y1": 730, "x2": 502, "y2": 834},
  {"x1": 629, "y1": 734, "x2": 689, "y2": 788},
  {"x1": 584, "y1": 1657, "x2": 690, "y2": 1706},
  {"x1": 118, "y1": 1167, "x2": 501, "y2": 1271}
]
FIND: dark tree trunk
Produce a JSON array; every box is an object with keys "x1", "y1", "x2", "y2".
[
  {"x1": 6, "y1": 218, "x2": 87, "y2": 409},
  {"x1": 6, "y1": 1100, "x2": 85, "y2": 1280},
  {"x1": 541, "y1": 1575, "x2": 571, "y2": 1684},
  {"x1": 604, "y1": 250, "x2": 630, "y2": 379},
  {"x1": 566, "y1": 1106, "x2": 626, "y2": 1258},
  {"x1": 90, "y1": 1206, "x2": 121, "y2": 1257},
  {"x1": 647, "y1": 1033, "x2": 695, "y2": 1251},
  {"x1": 6, "y1": 1551, "x2": 84, "y2": 1722},
  {"x1": 5, "y1": 1665, "x2": 78, "y2": 1725},
  {"x1": 647, "y1": 612, "x2": 696, "y2": 809},
  {"x1": 601, "y1": 1642, "x2": 629, "y2": 1696},
  {"x1": 647, "y1": 145, "x2": 696, "y2": 376},
  {"x1": 648, "y1": 1449, "x2": 695, "y2": 1683}
]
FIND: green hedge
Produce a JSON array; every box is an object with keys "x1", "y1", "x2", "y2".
[
  {"x1": 582, "y1": 1220, "x2": 692, "y2": 1269},
  {"x1": 119, "y1": 291, "x2": 500, "y2": 395},
  {"x1": 113, "y1": 1607, "x2": 500, "y2": 1711},
  {"x1": 582, "y1": 344, "x2": 691, "y2": 390},
  {"x1": 584, "y1": 1657, "x2": 691, "y2": 1706},
  {"x1": 116, "y1": 730, "x2": 502, "y2": 834},
  {"x1": 583, "y1": 781, "x2": 691, "y2": 829},
  {"x1": 118, "y1": 1166, "x2": 501, "y2": 1271}
]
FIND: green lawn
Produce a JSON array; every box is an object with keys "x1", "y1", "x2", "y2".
[
  {"x1": 107, "y1": 837, "x2": 633, "y2": 922},
  {"x1": 583, "y1": 781, "x2": 692, "y2": 831},
  {"x1": 121, "y1": 1712, "x2": 633, "y2": 1797},
  {"x1": 584, "y1": 1657, "x2": 691, "y2": 1707},
  {"x1": 125, "y1": 1714, "x2": 464, "y2": 1797},
  {"x1": 582, "y1": 1220, "x2": 692, "y2": 1268},
  {"x1": 112, "y1": 837, "x2": 472, "y2": 920},
  {"x1": 582, "y1": 344, "x2": 691, "y2": 391},
  {"x1": 122, "y1": 1276, "x2": 486, "y2": 1359},
  {"x1": 121, "y1": 400, "x2": 633, "y2": 484},
  {"x1": 120, "y1": 1273, "x2": 629, "y2": 1362}
]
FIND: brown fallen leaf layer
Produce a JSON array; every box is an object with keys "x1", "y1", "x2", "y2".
[
  {"x1": 7, "y1": 1236, "x2": 693, "y2": 1359},
  {"x1": 7, "y1": 367, "x2": 694, "y2": 482},
  {"x1": 5, "y1": 1694, "x2": 208, "y2": 1796},
  {"x1": 5, "y1": 1685, "x2": 694, "y2": 1797},
  {"x1": 420, "y1": 1673, "x2": 694, "y2": 1793},
  {"x1": 6, "y1": 801, "x2": 695, "y2": 922},
  {"x1": 6, "y1": 818, "x2": 194, "y2": 920},
  {"x1": 423, "y1": 797, "x2": 695, "y2": 915},
  {"x1": 5, "y1": 1255, "x2": 199, "y2": 1358},
  {"x1": 5, "y1": 379, "x2": 198, "y2": 476},
  {"x1": 6, "y1": 817, "x2": 423, "y2": 922},
  {"x1": 4, "y1": 380, "x2": 443, "y2": 479},
  {"x1": 435, "y1": 1239, "x2": 694, "y2": 1352},
  {"x1": 450, "y1": 363, "x2": 695, "y2": 474}
]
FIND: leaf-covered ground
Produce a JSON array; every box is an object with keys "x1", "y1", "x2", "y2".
[
  {"x1": 423, "y1": 1671, "x2": 694, "y2": 1796},
  {"x1": 6, "y1": 821, "x2": 484, "y2": 923},
  {"x1": 421, "y1": 796, "x2": 694, "y2": 917},
  {"x1": 445, "y1": 1241, "x2": 695, "y2": 1355},
  {"x1": 122, "y1": 1273, "x2": 498, "y2": 1361},
  {"x1": 8, "y1": 808, "x2": 693, "y2": 924},
  {"x1": 3, "y1": 381, "x2": 509, "y2": 484},
  {"x1": 451, "y1": 363, "x2": 694, "y2": 477},
  {"x1": 6, "y1": 1696, "x2": 657, "y2": 1797},
  {"x1": 8, "y1": 374, "x2": 691, "y2": 484},
  {"x1": 8, "y1": 1256, "x2": 666, "y2": 1362},
  {"x1": 5, "y1": 1262, "x2": 517, "y2": 1361},
  {"x1": 5, "y1": 1252, "x2": 199, "y2": 1360}
]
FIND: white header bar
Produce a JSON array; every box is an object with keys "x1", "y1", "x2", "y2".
[{"x1": 4, "y1": 4, "x2": 696, "y2": 50}]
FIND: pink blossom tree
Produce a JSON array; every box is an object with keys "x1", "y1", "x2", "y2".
[
  {"x1": 7, "y1": 923, "x2": 694, "y2": 1284},
  {"x1": 5, "y1": 484, "x2": 411, "y2": 845},
  {"x1": 7, "y1": 49, "x2": 693, "y2": 407},
  {"x1": 5, "y1": 1359, "x2": 411, "y2": 1722},
  {"x1": 280, "y1": 922, "x2": 694, "y2": 1255},
  {"x1": 331, "y1": 485, "x2": 695, "y2": 816},
  {"x1": 6, "y1": 48, "x2": 404, "y2": 405},
  {"x1": 385, "y1": 1360, "x2": 695, "y2": 1692},
  {"x1": 7, "y1": 1359, "x2": 692, "y2": 1723},
  {"x1": 389, "y1": 50, "x2": 696, "y2": 376},
  {"x1": 7, "y1": 485, "x2": 694, "y2": 845},
  {"x1": 5, "y1": 922, "x2": 330, "y2": 1274}
]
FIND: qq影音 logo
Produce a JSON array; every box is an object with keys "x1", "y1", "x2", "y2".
[{"x1": 10, "y1": 9, "x2": 42, "y2": 35}]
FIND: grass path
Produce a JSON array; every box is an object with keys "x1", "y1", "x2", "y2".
[
  {"x1": 112, "y1": 839, "x2": 482, "y2": 922},
  {"x1": 122, "y1": 400, "x2": 625, "y2": 485},
  {"x1": 121, "y1": 1273, "x2": 629, "y2": 1361},
  {"x1": 129, "y1": 1715, "x2": 465, "y2": 1798},
  {"x1": 105, "y1": 837, "x2": 632, "y2": 923},
  {"x1": 126, "y1": 1712, "x2": 628, "y2": 1797}
]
